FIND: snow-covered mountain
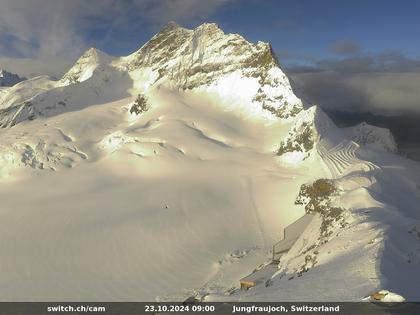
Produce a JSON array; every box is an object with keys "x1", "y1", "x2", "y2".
[
  {"x1": 0, "y1": 69, "x2": 26, "y2": 87},
  {"x1": 0, "y1": 22, "x2": 304, "y2": 128},
  {"x1": 0, "y1": 22, "x2": 419, "y2": 302}
]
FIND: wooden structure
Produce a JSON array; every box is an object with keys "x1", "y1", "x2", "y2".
[{"x1": 239, "y1": 263, "x2": 278, "y2": 290}]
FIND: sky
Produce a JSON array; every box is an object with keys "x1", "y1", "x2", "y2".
[{"x1": 0, "y1": 0, "x2": 419, "y2": 115}]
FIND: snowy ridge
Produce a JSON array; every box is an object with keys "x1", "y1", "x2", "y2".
[
  {"x1": 0, "y1": 22, "x2": 304, "y2": 128},
  {"x1": 61, "y1": 48, "x2": 115, "y2": 85},
  {"x1": 0, "y1": 65, "x2": 132, "y2": 127},
  {"x1": 277, "y1": 105, "x2": 398, "y2": 167},
  {"x1": 0, "y1": 76, "x2": 59, "y2": 127},
  {"x1": 0, "y1": 48, "x2": 115, "y2": 127},
  {"x1": 344, "y1": 122, "x2": 398, "y2": 153}
]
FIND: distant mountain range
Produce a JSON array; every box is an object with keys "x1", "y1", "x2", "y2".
[{"x1": 0, "y1": 69, "x2": 26, "y2": 87}]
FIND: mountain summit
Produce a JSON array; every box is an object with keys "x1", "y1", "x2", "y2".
[
  {"x1": 0, "y1": 22, "x2": 304, "y2": 128},
  {"x1": 121, "y1": 21, "x2": 303, "y2": 117},
  {"x1": 60, "y1": 47, "x2": 115, "y2": 85}
]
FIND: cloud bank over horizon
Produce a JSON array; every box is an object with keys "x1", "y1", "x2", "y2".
[{"x1": 285, "y1": 48, "x2": 420, "y2": 115}]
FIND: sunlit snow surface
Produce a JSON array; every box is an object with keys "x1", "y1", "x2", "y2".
[{"x1": 0, "y1": 89, "x2": 326, "y2": 301}]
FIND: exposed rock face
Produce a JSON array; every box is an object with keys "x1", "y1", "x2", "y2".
[
  {"x1": 121, "y1": 22, "x2": 304, "y2": 118},
  {"x1": 0, "y1": 69, "x2": 26, "y2": 87},
  {"x1": 277, "y1": 106, "x2": 335, "y2": 159}
]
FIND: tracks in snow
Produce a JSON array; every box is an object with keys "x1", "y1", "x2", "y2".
[{"x1": 318, "y1": 140, "x2": 379, "y2": 179}]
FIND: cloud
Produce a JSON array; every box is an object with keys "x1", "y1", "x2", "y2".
[
  {"x1": 0, "y1": 0, "x2": 99, "y2": 59},
  {"x1": 0, "y1": 0, "x2": 233, "y2": 59},
  {"x1": 291, "y1": 71, "x2": 369, "y2": 112},
  {"x1": 141, "y1": 0, "x2": 233, "y2": 26},
  {"x1": 286, "y1": 51, "x2": 420, "y2": 115},
  {"x1": 0, "y1": 57, "x2": 73, "y2": 78},
  {"x1": 316, "y1": 52, "x2": 420, "y2": 73},
  {"x1": 290, "y1": 69, "x2": 420, "y2": 115},
  {"x1": 328, "y1": 39, "x2": 361, "y2": 55},
  {"x1": 0, "y1": 0, "x2": 233, "y2": 76},
  {"x1": 350, "y1": 72, "x2": 420, "y2": 113}
]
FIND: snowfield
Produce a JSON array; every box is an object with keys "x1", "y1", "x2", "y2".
[
  {"x1": 0, "y1": 89, "x2": 324, "y2": 301},
  {"x1": 0, "y1": 22, "x2": 419, "y2": 302}
]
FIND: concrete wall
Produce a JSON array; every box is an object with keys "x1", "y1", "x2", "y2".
[
  {"x1": 272, "y1": 213, "x2": 314, "y2": 260},
  {"x1": 284, "y1": 213, "x2": 314, "y2": 240}
]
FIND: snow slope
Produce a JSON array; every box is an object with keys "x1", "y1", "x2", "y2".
[
  {"x1": 0, "y1": 87, "x2": 327, "y2": 301},
  {"x1": 0, "y1": 22, "x2": 419, "y2": 302},
  {"x1": 209, "y1": 145, "x2": 420, "y2": 301}
]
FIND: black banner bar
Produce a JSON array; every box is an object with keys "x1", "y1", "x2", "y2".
[{"x1": 0, "y1": 302, "x2": 419, "y2": 315}]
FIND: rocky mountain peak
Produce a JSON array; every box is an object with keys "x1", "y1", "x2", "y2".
[
  {"x1": 163, "y1": 20, "x2": 178, "y2": 29},
  {"x1": 161, "y1": 21, "x2": 182, "y2": 32},
  {"x1": 122, "y1": 22, "x2": 304, "y2": 118},
  {"x1": 82, "y1": 47, "x2": 106, "y2": 58},
  {"x1": 193, "y1": 22, "x2": 224, "y2": 36},
  {"x1": 0, "y1": 22, "x2": 305, "y2": 128}
]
